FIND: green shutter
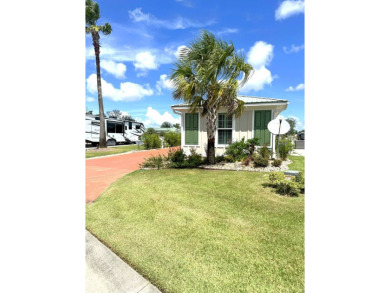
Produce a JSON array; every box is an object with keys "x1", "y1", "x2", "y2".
[
  {"x1": 254, "y1": 110, "x2": 272, "y2": 146},
  {"x1": 185, "y1": 113, "x2": 198, "y2": 145}
]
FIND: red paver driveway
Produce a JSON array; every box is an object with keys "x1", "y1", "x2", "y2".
[{"x1": 86, "y1": 147, "x2": 177, "y2": 203}]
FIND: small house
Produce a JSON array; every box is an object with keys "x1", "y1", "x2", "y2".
[{"x1": 171, "y1": 96, "x2": 289, "y2": 156}]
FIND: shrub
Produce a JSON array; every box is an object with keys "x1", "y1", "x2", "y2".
[
  {"x1": 247, "y1": 138, "x2": 260, "y2": 155},
  {"x1": 215, "y1": 155, "x2": 226, "y2": 163},
  {"x1": 278, "y1": 138, "x2": 294, "y2": 160},
  {"x1": 268, "y1": 173, "x2": 286, "y2": 187},
  {"x1": 142, "y1": 133, "x2": 162, "y2": 149},
  {"x1": 258, "y1": 144, "x2": 272, "y2": 159},
  {"x1": 224, "y1": 155, "x2": 234, "y2": 163},
  {"x1": 225, "y1": 138, "x2": 251, "y2": 162},
  {"x1": 187, "y1": 148, "x2": 203, "y2": 167},
  {"x1": 139, "y1": 154, "x2": 165, "y2": 169},
  {"x1": 276, "y1": 180, "x2": 300, "y2": 197},
  {"x1": 272, "y1": 159, "x2": 282, "y2": 167},
  {"x1": 253, "y1": 155, "x2": 269, "y2": 167},
  {"x1": 241, "y1": 156, "x2": 252, "y2": 166},
  {"x1": 295, "y1": 173, "x2": 305, "y2": 193},
  {"x1": 164, "y1": 131, "x2": 181, "y2": 147},
  {"x1": 170, "y1": 149, "x2": 186, "y2": 163},
  {"x1": 267, "y1": 173, "x2": 302, "y2": 196}
]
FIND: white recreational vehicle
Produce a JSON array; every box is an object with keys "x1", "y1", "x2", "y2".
[{"x1": 85, "y1": 114, "x2": 145, "y2": 146}]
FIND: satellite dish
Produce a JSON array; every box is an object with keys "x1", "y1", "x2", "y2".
[{"x1": 267, "y1": 118, "x2": 290, "y2": 135}]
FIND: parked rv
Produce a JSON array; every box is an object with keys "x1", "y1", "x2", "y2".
[{"x1": 85, "y1": 114, "x2": 145, "y2": 146}]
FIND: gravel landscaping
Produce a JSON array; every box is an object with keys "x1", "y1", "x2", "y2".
[{"x1": 201, "y1": 159, "x2": 292, "y2": 172}]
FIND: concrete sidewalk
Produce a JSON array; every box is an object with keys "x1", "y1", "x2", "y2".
[
  {"x1": 291, "y1": 149, "x2": 305, "y2": 156},
  {"x1": 86, "y1": 230, "x2": 161, "y2": 293}
]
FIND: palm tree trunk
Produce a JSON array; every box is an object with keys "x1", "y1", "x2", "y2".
[
  {"x1": 92, "y1": 31, "x2": 107, "y2": 148},
  {"x1": 206, "y1": 103, "x2": 217, "y2": 164}
]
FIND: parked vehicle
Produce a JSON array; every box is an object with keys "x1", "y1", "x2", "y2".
[{"x1": 85, "y1": 114, "x2": 145, "y2": 146}]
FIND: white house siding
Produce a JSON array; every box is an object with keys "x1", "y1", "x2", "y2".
[{"x1": 180, "y1": 104, "x2": 287, "y2": 157}]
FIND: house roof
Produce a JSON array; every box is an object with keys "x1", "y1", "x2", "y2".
[{"x1": 171, "y1": 95, "x2": 288, "y2": 108}]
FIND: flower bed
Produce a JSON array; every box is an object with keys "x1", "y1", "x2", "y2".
[{"x1": 201, "y1": 159, "x2": 292, "y2": 172}]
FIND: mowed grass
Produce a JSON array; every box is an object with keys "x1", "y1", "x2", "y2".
[
  {"x1": 85, "y1": 144, "x2": 143, "y2": 158},
  {"x1": 288, "y1": 155, "x2": 305, "y2": 173},
  {"x1": 86, "y1": 159, "x2": 304, "y2": 293}
]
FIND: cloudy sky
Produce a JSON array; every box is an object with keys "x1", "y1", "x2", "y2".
[{"x1": 86, "y1": 0, "x2": 305, "y2": 129}]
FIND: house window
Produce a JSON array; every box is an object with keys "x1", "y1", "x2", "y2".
[{"x1": 217, "y1": 113, "x2": 233, "y2": 145}]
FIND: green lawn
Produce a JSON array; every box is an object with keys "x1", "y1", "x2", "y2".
[
  {"x1": 86, "y1": 157, "x2": 304, "y2": 293},
  {"x1": 288, "y1": 155, "x2": 305, "y2": 173},
  {"x1": 85, "y1": 144, "x2": 144, "y2": 158}
]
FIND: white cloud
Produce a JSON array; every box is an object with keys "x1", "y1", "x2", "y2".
[
  {"x1": 100, "y1": 60, "x2": 126, "y2": 78},
  {"x1": 133, "y1": 51, "x2": 158, "y2": 75},
  {"x1": 144, "y1": 107, "x2": 180, "y2": 127},
  {"x1": 156, "y1": 74, "x2": 174, "y2": 94},
  {"x1": 86, "y1": 74, "x2": 154, "y2": 102},
  {"x1": 129, "y1": 8, "x2": 215, "y2": 30},
  {"x1": 175, "y1": 0, "x2": 193, "y2": 7},
  {"x1": 241, "y1": 67, "x2": 274, "y2": 92},
  {"x1": 275, "y1": 1, "x2": 305, "y2": 21},
  {"x1": 215, "y1": 28, "x2": 239, "y2": 36},
  {"x1": 86, "y1": 44, "x2": 174, "y2": 71},
  {"x1": 283, "y1": 44, "x2": 304, "y2": 54},
  {"x1": 247, "y1": 41, "x2": 274, "y2": 68},
  {"x1": 86, "y1": 96, "x2": 95, "y2": 102},
  {"x1": 285, "y1": 83, "x2": 304, "y2": 92},
  {"x1": 240, "y1": 41, "x2": 274, "y2": 93}
]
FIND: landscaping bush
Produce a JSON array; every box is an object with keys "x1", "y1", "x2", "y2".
[
  {"x1": 225, "y1": 138, "x2": 251, "y2": 162},
  {"x1": 253, "y1": 155, "x2": 269, "y2": 167},
  {"x1": 224, "y1": 155, "x2": 234, "y2": 163},
  {"x1": 295, "y1": 173, "x2": 305, "y2": 193},
  {"x1": 187, "y1": 148, "x2": 203, "y2": 167},
  {"x1": 139, "y1": 154, "x2": 165, "y2": 169},
  {"x1": 268, "y1": 173, "x2": 286, "y2": 187},
  {"x1": 268, "y1": 172, "x2": 303, "y2": 196},
  {"x1": 247, "y1": 138, "x2": 260, "y2": 155},
  {"x1": 276, "y1": 180, "x2": 300, "y2": 197},
  {"x1": 278, "y1": 138, "x2": 294, "y2": 160},
  {"x1": 164, "y1": 131, "x2": 181, "y2": 147},
  {"x1": 272, "y1": 159, "x2": 282, "y2": 167},
  {"x1": 241, "y1": 156, "x2": 252, "y2": 166},
  {"x1": 170, "y1": 149, "x2": 186, "y2": 166},
  {"x1": 258, "y1": 144, "x2": 272, "y2": 159},
  {"x1": 142, "y1": 133, "x2": 162, "y2": 149},
  {"x1": 215, "y1": 155, "x2": 226, "y2": 163}
]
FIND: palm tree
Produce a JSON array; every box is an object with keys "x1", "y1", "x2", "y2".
[
  {"x1": 171, "y1": 30, "x2": 253, "y2": 164},
  {"x1": 86, "y1": 0, "x2": 112, "y2": 148}
]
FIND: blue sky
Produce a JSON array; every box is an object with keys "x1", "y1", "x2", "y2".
[{"x1": 85, "y1": 0, "x2": 304, "y2": 129}]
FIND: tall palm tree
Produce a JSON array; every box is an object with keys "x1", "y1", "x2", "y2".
[
  {"x1": 86, "y1": 0, "x2": 112, "y2": 148},
  {"x1": 171, "y1": 30, "x2": 253, "y2": 164}
]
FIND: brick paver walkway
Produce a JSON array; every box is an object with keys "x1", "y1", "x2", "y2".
[{"x1": 85, "y1": 147, "x2": 177, "y2": 203}]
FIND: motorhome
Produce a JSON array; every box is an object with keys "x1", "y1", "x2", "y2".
[{"x1": 85, "y1": 113, "x2": 145, "y2": 146}]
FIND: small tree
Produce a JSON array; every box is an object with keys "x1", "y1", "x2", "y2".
[
  {"x1": 145, "y1": 128, "x2": 156, "y2": 134},
  {"x1": 286, "y1": 117, "x2": 297, "y2": 136},
  {"x1": 161, "y1": 121, "x2": 173, "y2": 128},
  {"x1": 173, "y1": 123, "x2": 180, "y2": 129}
]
